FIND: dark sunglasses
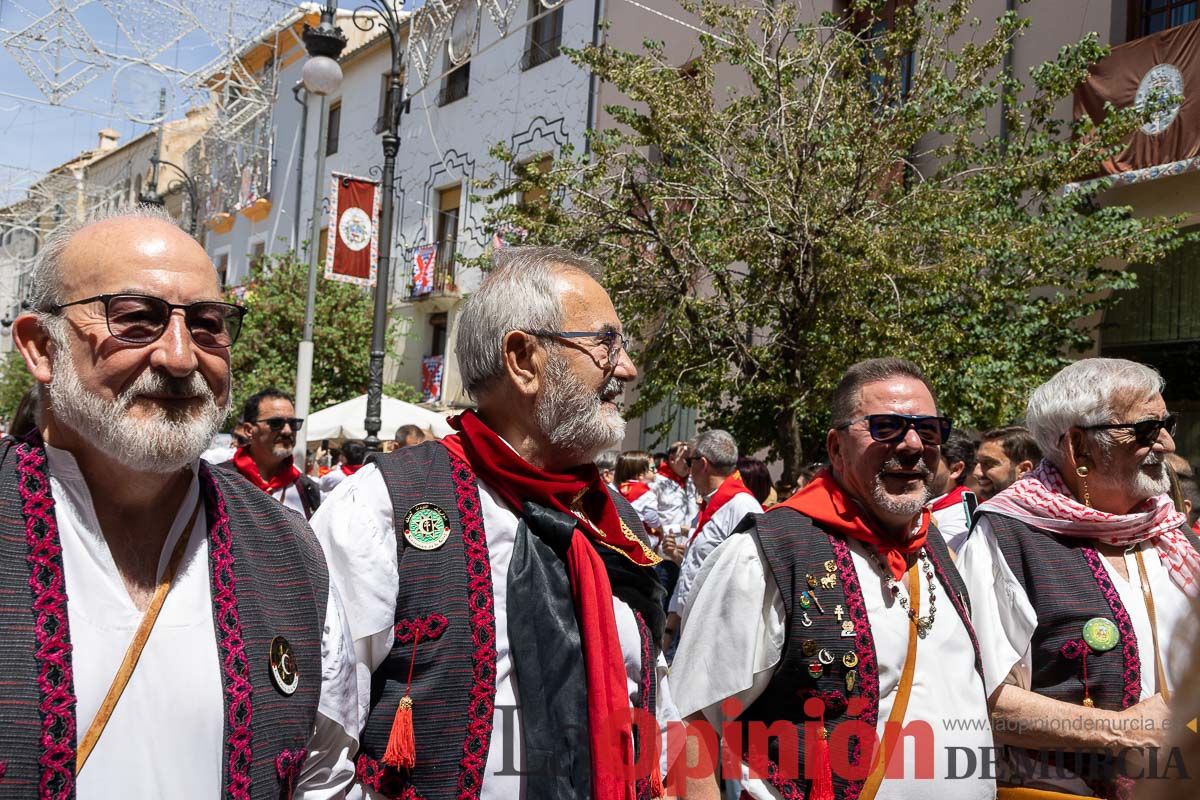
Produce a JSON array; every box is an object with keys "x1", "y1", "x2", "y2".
[
  {"x1": 836, "y1": 413, "x2": 953, "y2": 446},
  {"x1": 251, "y1": 416, "x2": 304, "y2": 432},
  {"x1": 47, "y1": 293, "x2": 247, "y2": 348},
  {"x1": 1081, "y1": 414, "x2": 1177, "y2": 447}
]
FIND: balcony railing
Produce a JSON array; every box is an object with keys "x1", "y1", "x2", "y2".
[
  {"x1": 435, "y1": 76, "x2": 469, "y2": 107},
  {"x1": 409, "y1": 251, "x2": 459, "y2": 300},
  {"x1": 520, "y1": 41, "x2": 560, "y2": 71}
]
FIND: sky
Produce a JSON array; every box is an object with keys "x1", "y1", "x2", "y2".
[{"x1": 0, "y1": 0, "x2": 316, "y2": 204}]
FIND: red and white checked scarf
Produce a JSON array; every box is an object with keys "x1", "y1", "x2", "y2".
[{"x1": 982, "y1": 460, "x2": 1200, "y2": 597}]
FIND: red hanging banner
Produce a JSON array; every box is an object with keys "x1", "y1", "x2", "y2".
[{"x1": 325, "y1": 172, "x2": 380, "y2": 287}]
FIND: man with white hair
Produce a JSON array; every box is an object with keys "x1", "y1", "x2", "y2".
[
  {"x1": 959, "y1": 357, "x2": 1198, "y2": 798},
  {"x1": 3, "y1": 207, "x2": 358, "y2": 796},
  {"x1": 312, "y1": 246, "x2": 702, "y2": 798}
]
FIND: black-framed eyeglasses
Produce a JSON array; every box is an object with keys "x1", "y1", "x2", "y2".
[
  {"x1": 249, "y1": 416, "x2": 304, "y2": 432},
  {"x1": 46, "y1": 293, "x2": 247, "y2": 348},
  {"x1": 835, "y1": 413, "x2": 953, "y2": 446},
  {"x1": 523, "y1": 329, "x2": 631, "y2": 366},
  {"x1": 1081, "y1": 414, "x2": 1177, "y2": 447}
]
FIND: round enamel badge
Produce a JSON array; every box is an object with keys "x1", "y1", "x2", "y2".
[
  {"x1": 269, "y1": 635, "x2": 299, "y2": 696},
  {"x1": 404, "y1": 503, "x2": 451, "y2": 550},
  {"x1": 1082, "y1": 617, "x2": 1120, "y2": 653}
]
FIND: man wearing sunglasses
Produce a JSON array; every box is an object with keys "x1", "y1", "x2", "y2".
[
  {"x1": 3, "y1": 208, "x2": 358, "y2": 796},
  {"x1": 671, "y1": 358, "x2": 993, "y2": 799},
  {"x1": 312, "y1": 246, "x2": 705, "y2": 798},
  {"x1": 217, "y1": 387, "x2": 321, "y2": 519},
  {"x1": 959, "y1": 358, "x2": 1199, "y2": 798}
]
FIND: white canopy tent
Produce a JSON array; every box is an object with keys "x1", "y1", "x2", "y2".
[{"x1": 304, "y1": 394, "x2": 457, "y2": 443}]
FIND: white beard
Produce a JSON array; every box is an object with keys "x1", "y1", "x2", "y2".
[
  {"x1": 48, "y1": 333, "x2": 230, "y2": 474},
  {"x1": 535, "y1": 353, "x2": 626, "y2": 464}
]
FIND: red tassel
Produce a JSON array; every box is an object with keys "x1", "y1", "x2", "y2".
[
  {"x1": 382, "y1": 695, "x2": 416, "y2": 770},
  {"x1": 810, "y1": 724, "x2": 835, "y2": 800},
  {"x1": 650, "y1": 759, "x2": 665, "y2": 799}
]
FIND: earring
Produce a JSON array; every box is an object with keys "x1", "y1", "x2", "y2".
[{"x1": 1076, "y1": 465, "x2": 1091, "y2": 508}]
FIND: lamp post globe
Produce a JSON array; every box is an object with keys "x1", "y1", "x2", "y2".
[{"x1": 302, "y1": 55, "x2": 343, "y2": 96}]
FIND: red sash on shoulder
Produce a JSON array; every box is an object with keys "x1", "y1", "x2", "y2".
[
  {"x1": 439, "y1": 410, "x2": 658, "y2": 800},
  {"x1": 688, "y1": 471, "x2": 753, "y2": 544},
  {"x1": 773, "y1": 469, "x2": 928, "y2": 582}
]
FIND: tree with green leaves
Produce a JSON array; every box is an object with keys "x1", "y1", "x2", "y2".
[
  {"x1": 476, "y1": 0, "x2": 1186, "y2": 482},
  {"x1": 227, "y1": 251, "x2": 405, "y2": 426},
  {"x1": 0, "y1": 348, "x2": 33, "y2": 423}
]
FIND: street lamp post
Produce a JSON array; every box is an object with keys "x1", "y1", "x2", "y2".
[
  {"x1": 354, "y1": 0, "x2": 406, "y2": 451},
  {"x1": 294, "y1": 0, "x2": 347, "y2": 466},
  {"x1": 138, "y1": 88, "x2": 199, "y2": 237}
]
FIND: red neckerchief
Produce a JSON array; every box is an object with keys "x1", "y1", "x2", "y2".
[
  {"x1": 440, "y1": 410, "x2": 653, "y2": 798},
  {"x1": 232, "y1": 446, "x2": 302, "y2": 494},
  {"x1": 619, "y1": 480, "x2": 652, "y2": 503},
  {"x1": 930, "y1": 484, "x2": 969, "y2": 513},
  {"x1": 774, "y1": 469, "x2": 929, "y2": 582},
  {"x1": 688, "y1": 471, "x2": 753, "y2": 544},
  {"x1": 656, "y1": 461, "x2": 687, "y2": 489},
  {"x1": 342, "y1": 463, "x2": 364, "y2": 476}
]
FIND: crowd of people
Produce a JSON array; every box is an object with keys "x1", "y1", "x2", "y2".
[{"x1": 0, "y1": 204, "x2": 1197, "y2": 800}]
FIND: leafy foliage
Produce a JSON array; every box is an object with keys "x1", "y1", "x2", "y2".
[
  {"x1": 475, "y1": 0, "x2": 1187, "y2": 481},
  {"x1": 226, "y1": 251, "x2": 406, "y2": 425},
  {"x1": 0, "y1": 348, "x2": 34, "y2": 422}
]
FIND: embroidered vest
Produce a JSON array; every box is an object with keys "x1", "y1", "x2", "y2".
[
  {"x1": 0, "y1": 435, "x2": 329, "y2": 799},
  {"x1": 360, "y1": 442, "x2": 662, "y2": 800},
  {"x1": 980, "y1": 512, "x2": 1200, "y2": 799},
  {"x1": 740, "y1": 509, "x2": 981, "y2": 800}
]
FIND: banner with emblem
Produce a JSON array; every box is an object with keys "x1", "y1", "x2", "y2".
[
  {"x1": 1075, "y1": 19, "x2": 1200, "y2": 174},
  {"x1": 412, "y1": 244, "x2": 438, "y2": 297},
  {"x1": 324, "y1": 173, "x2": 380, "y2": 287},
  {"x1": 421, "y1": 354, "x2": 444, "y2": 403}
]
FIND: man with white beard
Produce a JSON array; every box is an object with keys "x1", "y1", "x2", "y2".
[
  {"x1": 312, "y1": 246, "x2": 705, "y2": 799},
  {"x1": 3, "y1": 207, "x2": 358, "y2": 797},
  {"x1": 959, "y1": 358, "x2": 1198, "y2": 798}
]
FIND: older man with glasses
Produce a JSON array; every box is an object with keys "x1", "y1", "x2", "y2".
[
  {"x1": 671, "y1": 357, "x2": 993, "y2": 800},
  {"x1": 959, "y1": 358, "x2": 1199, "y2": 799},
  {"x1": 311, "y1": 245, "x2": 701, "y2": 798},
  {"x1": 219, "y1": 387, "x2": 321, "y2": 519},
  {"x1": 5, "y1": 206, "x2": 358, "y2": 796}
]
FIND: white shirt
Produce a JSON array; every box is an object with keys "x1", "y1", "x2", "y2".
[
  {"x1": 653, "y1": 472, "x2": 698, "y2": 530},
  {"x1": 311, "y1": 463, "x2": 683, "y2": 800},
  {"x1": 958, "y1": 516, "x2": 1196, "y2": 794},
  {"x1": 930, "y1": 492, "x2": 973, "y2": 555},
  {"x1": 668, "y1": 488, "x2": 763, "y2": 615},
  {"x1": 320, "y1": 466, "x2": 359, "y2": 495},
  {"x1": 46, "y1": 444, "x2": 359, "y2": 799},
  {"x1": 272, "y1": 480, "x2": 312, "y2": 517},
  {"x1": 672, "y1": 532, "x2": 995, "y2": 800}
]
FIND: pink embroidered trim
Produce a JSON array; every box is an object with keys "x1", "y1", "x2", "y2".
[
  {"x1": 355, "y1": 753, "x2": 409, "y2": 797},
  {"x1": 200, "y1": 465, "x2": 254, "y2": 799},
  {"x1": 395, "y1": 613, "x2": 449, "y2": 645},
  {"x1": 449, "y1": 455, "x2": 497, "y2": 800},
  {"x1": 1081, "y1": 547, "x2": 1141, "y2": 708},
  {"x1": 17, "y1": 439, "x2": 76, "y2": 800},
  {"x1": 275, "y1": 748, "x2": 305, "y2": 799},
  {"x1": 633, "y1": 611, "x2": 655, "y2": 800},
  {"x1": 831, "y1": 534, "x2": 877, "y2": 800}
]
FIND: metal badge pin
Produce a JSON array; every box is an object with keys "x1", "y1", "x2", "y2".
[
  {"x1": 404, "y1": 503, "x2": 452, "y2": 550},
  {"x1": 269, "y1": 636, "x2": 299, "y2": 696}
]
